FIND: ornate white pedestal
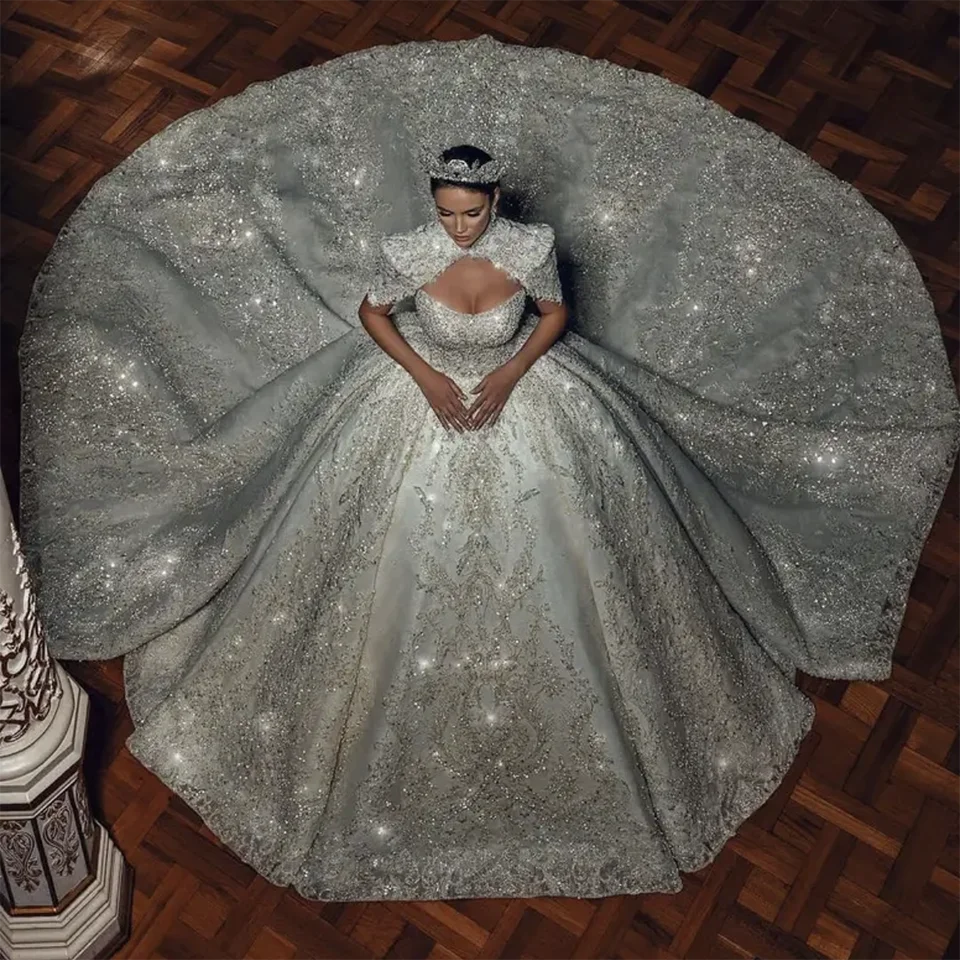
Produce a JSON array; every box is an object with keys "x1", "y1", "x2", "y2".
[{"x1": 1, "y1": 482, "x2": 133, "y2": 960}]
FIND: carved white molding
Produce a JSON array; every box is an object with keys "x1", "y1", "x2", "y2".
[
  {"x1": 0, "y1": 480, "x2": 133, "y2": 959},
  {"x1": 0, "y1": 510, "x2": 61, "y2": 743}
]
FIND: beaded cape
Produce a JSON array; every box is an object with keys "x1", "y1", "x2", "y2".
[{"x1": 365, "y1": 215, "x2": 563, "y2": 308}]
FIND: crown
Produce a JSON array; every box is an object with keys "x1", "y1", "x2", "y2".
[{"x1": 418, "y1": 145, "x2": 505, "y2": 185}]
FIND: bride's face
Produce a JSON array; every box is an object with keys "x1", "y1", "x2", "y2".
[{"x1": 434, "y1": 185, "x2": 499, "y2": 248}]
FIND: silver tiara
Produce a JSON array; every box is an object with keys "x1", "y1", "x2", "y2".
[{"x1": 418, "y1": 145, "x2": 505, "y2": 184}]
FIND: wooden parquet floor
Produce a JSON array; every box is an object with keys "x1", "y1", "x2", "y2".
[{"x1": 2, "y1": 2, "x2": 958, "y2": 958}]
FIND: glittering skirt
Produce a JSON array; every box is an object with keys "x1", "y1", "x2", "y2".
[
  {"x1": 110, "y1": 309, "x2": 829, "y2": 901},
  {"x1": 18, "y1": 35, "x2": 959, "y2": 902}
]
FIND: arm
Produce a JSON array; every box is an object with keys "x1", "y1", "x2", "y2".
[
  {"x1": 358, "y1": 295, "x2": 433, "y2": 380},
  {"x1": 359, "y1": 296, "x2": 471, "y2": 433},
  {"x1": 503, "y1": 297, "x2": 568, "y2": 378},
  {"x1": 467, "y1": 296, "x2": 567, "y2": 429},
  {"x1": 466, "y1": 230, "x2": 567, "y2": 428},
  {"x1": 505, "y1": 229, "x2": 567, "y2": 377},
  {"x1": 359, "y1": 237, "x2": 436, "y2": 380}
]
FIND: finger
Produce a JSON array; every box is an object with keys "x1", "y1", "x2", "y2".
[
  {"x1": 436, "y1": 410, "x2": 450, "y2": 432},
  {"x1": 445, "y1": 405, "x2": 469, "y2": 431},
  {"x1": 442, "y1": 410, "x2": 456, "y2": 432},
  {"x1": 484, "y1": 400, "x2": 505, "y2": 426},
  {"x1": 453, "y1": 407, "x2": 470, "y2": 432},
  {"x1": 467, "y1": 392, "x2": 487, "y2": 416},
  {"x1": 474, "y1": 402, "x2": 494, "y2": 427},
  {"x1": 452, "y1": 400, "x2": 472, "y2": 427}
]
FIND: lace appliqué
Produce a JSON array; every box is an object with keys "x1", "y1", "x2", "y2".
[{"x1": 298, "y1": 396, "x2": 679, "y2": 900}]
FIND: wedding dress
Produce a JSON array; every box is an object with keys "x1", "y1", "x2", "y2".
[{"x1": 17, "y1": 35, "x2": 959, "y2": 902}]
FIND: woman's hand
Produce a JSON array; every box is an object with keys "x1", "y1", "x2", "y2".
[
  {"x1": 414, "y1": 366, "x2": 472, "y2": 432},
  {"x1": 468, "y1": 361, "x2": 523, "y2": 429}
]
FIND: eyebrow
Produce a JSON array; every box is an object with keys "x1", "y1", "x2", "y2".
[{"x1": 438, "y1": 206, "x2": 483, "y2": 214}]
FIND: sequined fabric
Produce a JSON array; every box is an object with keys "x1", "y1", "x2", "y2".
[
  {"x1": 366, "y1": 215, "x2": 561, "y2": 308},
  {"x1": 18, "y1": 35, "x2": 960, "y2": 902}
]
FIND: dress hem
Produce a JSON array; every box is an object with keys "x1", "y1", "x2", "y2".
[{"x1": 123, "y1": 691, "x2": 819, "y2": 903}]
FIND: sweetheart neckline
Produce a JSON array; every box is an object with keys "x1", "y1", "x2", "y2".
[{"x1": 416, "y1": 287, "x2": 525, "y2": 317}]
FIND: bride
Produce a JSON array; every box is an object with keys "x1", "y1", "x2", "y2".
[
  {"x1": 302, "y1": 144, "x2": 825, "y2": 901},
  {"x1": 17, "y1": 34, "x2": 959, "y2": 903},
  {"x1": 360, "y1": 146, "x2": 568, "y2": 434}
]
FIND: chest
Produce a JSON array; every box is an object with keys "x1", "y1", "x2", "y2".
[{"x1": 419, "y1": 257, "x2": 523, "y2": 315}]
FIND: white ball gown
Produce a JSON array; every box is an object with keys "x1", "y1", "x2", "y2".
[{"x1": 18, "y1": 35, "x2": 960, "y2": 902}]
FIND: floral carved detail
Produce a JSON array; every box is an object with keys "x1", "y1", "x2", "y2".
[
  {"x1": 73, "y1": 778, "x2": 96, "y2": 846},
  {"x1": 0, "y1": 820, "x2": 44, "y2": 893},
  {"x1": 39, "y1": 793, "x2": 81, "y2": 876},
  {"x1": 1, "y1": 521, "x2": 62, "y2": 743}
]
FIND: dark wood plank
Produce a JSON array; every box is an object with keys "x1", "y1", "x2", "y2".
[{"x1": 2, "y1": 2, "x2": 957, "y2": 957}]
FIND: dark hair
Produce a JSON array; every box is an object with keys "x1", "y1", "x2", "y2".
[{"x1": 429, "y1": 144, "x2": 499, "y2": 199}]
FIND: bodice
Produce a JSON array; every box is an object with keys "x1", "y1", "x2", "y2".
[{"x1": 414, "y1": 288, "x2": 527, "y2": 348}]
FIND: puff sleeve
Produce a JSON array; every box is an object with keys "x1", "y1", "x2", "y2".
[
  {"x1": 364, "y1": 237, "x2": 415, "y2": 308},
  {"x1": 524, "y1": 226, "x2": 563, "y2": 305}
]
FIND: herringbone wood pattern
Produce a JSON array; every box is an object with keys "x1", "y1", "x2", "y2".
[{"x1": 1, "y1": 2, "x2": 957, "y2": 958}]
